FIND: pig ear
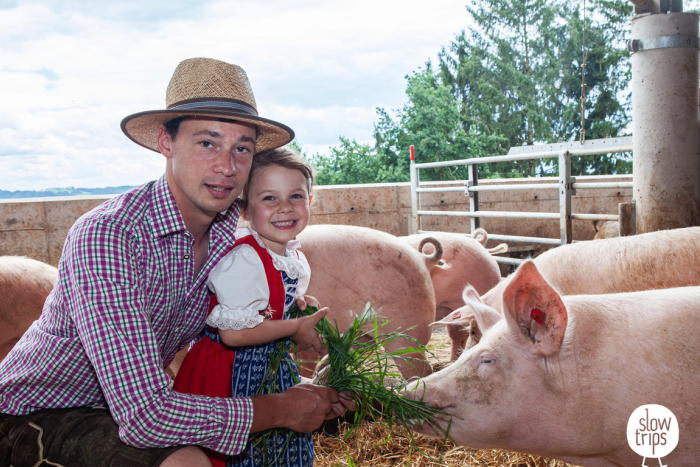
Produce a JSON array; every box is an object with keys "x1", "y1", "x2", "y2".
[
  {"x1": 501, "y1": 261, "x2": 568, "y2": 356},
  {"x1": 461, "y1": 285, "x2": 502, "y2": 333},
  {"x1": 429, "y1": 308, "x2": 464, "y2": 326},
  {"x1": 462, "y1": 284, "x2": 481, "y2": 304},
  {"x1": 472, "y1": 305, "x2": 501, "y2": 332}
]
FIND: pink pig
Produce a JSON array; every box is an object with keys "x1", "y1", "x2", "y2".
[
  {"x1": 0, "y1": 256, "x2": 58, "y2": 361},
  {"x1": 297, "y1": 224, "x2": 442, "y2": 379},
  {"x1": 445, "y1": 227, "x2": 700, "y2": 360},
  {"x1": 408, "y1": 261, "x2": 700, "y2": 466},
  {"x1": 400, "y1": 229, "x2": 503, "y2": 321}
]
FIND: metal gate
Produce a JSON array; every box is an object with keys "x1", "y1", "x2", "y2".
[{"x1": 408, "y1": 136, "x2": 634, "y2": 264}]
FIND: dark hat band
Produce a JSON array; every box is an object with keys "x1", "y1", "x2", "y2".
[{"x1": 167, "y1": 99, "x2": 258, "y2": 116}]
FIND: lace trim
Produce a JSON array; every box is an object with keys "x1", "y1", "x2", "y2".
[
  {"x1": 234, "y1": 226, "x2": 309, "y2": 279},
  {"x1": 206, "y1": 305, "x2": 265, "y2": 330}
]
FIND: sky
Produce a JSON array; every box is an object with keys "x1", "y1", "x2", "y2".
[{"x1": 0, "y1": 0, "x2": 473, "y2": 191}]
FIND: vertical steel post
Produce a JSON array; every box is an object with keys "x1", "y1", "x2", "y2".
[
  {"x1": 618, "y1": 201, "x2": 637, "y2": 236},
  {"x1": 559, "y1": 151, "x2": 573, "y2": 244},
  {"x1": 467, "y1": 163, "x2": 480, "y2": 233},
  {"x1": 631, "y1": 12, "x2": 700, "y2": 233},
  {"x1": 409, "y1": 145, "x2": 418, "y2": 234}
]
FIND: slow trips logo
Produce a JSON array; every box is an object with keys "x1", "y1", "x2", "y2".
[{"x1": 627, "y1": 405, "x2": 679, "y2": 467}]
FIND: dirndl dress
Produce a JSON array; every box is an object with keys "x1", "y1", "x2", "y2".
[{"x1": 173, "y1": 227, "x2": 313, "y2": 467}]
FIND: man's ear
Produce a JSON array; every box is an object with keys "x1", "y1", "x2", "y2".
[
  {"x1": 501, "y1": 261, "x2": 567, "y2": 356},
  {"x1": 157, "y1": 125, "x2": 173, "y2": 159}
]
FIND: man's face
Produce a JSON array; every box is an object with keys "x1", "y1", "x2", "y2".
[{"x1": 158, "y1": 118, "x2": 257, "y2": 225}]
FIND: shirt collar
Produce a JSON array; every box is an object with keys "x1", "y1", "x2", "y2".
[
  {"x1": 150, "y1": 175, "x2": 242, "y2": 240},
  {"x1": 151, "y1": 175, "x2": 187, "y2": 238}
]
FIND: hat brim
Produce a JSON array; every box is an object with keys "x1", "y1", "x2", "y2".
[{"x1": 121, "y1": 109, "x2": 295, "y2": 154}]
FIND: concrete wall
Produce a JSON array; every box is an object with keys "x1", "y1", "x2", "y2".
[{"x1": 1, "y1": 175, "x2": 632, "y2": 267}]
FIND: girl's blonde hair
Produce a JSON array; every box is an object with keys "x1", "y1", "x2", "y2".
[{"x1": 241, "y1": 146, "x2": 315, "y2": 207}]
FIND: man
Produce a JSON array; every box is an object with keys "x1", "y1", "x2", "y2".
[{"x1": 0, "y1": 58, "x2": 348, "y2": 467}]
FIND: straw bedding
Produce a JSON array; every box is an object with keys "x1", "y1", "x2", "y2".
[{"x1": 313, "y1": 328, "x2": 580, "y2": 467}]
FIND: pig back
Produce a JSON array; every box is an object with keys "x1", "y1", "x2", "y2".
[
  {"x1": 400, "y1": 232, "x2": 501, "y2": 297},
  {"x1": 535, "y1": 227, "x2": 700, "y2": 295},
  {"x1": 298, "y1": 225, "x2": 436, "y2": 336}
]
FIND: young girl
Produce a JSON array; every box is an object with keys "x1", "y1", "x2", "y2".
[{"x1": 174, "y1": 147, "x2": 324, "y2": 467}]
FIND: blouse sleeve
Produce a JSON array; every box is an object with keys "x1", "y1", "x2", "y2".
[
  {"x1": 295, "y1": 250, "x2": 311, "y2": 297},
  {"x1": 206, "y1": 244, "x2": 269, "y2": 330}
]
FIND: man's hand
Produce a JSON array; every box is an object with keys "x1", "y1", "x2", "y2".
[
  {"x1": 250, "y1": 384, "x2": 343, "y2": 433},
  {"x1": 290, "y1": 308, "x2": 327, "y2": 353}
]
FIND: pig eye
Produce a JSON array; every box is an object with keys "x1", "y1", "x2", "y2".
[{"x1": 479, "y1": 357, "x2": 494, "y2": 364}]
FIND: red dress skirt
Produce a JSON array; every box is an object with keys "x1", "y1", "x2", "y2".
[{"x1": 173, "y1": 235, "x2": 287, "y2": 466}]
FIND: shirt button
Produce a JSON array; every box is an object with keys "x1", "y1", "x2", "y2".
[
  {"x1": 184, "y1": 255, "x2": 190, "y2": 259},
  {"x1": 175, "y1": 327, "x2": 181, "y2": 332}
]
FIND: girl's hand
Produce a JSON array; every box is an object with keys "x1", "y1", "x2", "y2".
[
  {"x1": 296, "y1": 294, "x2": 320, "y2": 310},
  {"x1": 291, "y1": 307, "x2": 328, "y2": 353}
]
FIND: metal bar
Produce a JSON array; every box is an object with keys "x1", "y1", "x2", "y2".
[
  {"x1": 559, "y1": 151, "x2": 573, "y2": 245},
  {"x1": 416, "y1": 181, "x2": 631, "y2": 193},
  {"x1": 619, "y1": 202, "x2": 636, "y2": 236},
  {"x1": 468, "y1": 164, "x2": 479, "y2": 232},
  {"x1": 417, "y1": 210, "x2": 560, "y2": 219},
  {"x1": 571, "y1": 213, "x2": 619, "y2": 221},
  {"x1": 628, "y1": 35, "x2": 699, "y2": 54},
  {"x1": 507, "y1": 136, "x2": 633, "y2": 156},
  {"x1": 486, "y1": 234, "x2": 563, "y2": 245},
  {"x1": 416, "y1": 187, "x2": 465, "y2": 193},
  {"x1": 467, "y1": 183, "x2": 559, "y2": 192},
  {"x1": 409, "y1": 145, "x2": 418, "y2": 234},
  {"x1": 414, "y1": 145, "x2": 632, "y2": 169},
  {"x1": 572, "y1": 182, "x2": 634, "y2": 189},
  {"x1": 494, "y1": 257, "x2": 525, "y2": 265}
]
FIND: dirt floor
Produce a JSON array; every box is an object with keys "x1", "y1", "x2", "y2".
[{"x1": 313, "y1": 327, "x2": 580, "y2": 467}]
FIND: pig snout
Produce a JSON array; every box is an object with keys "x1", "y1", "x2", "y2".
[{"x1": 402, "y1": 378, "x2": 454, "y2": 437}]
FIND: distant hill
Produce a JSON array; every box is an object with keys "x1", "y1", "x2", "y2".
[{"x1": 0, "y1": 185, "x2": 139, "y2": 199}]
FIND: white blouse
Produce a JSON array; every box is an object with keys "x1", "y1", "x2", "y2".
[{"x1": 205, "y1": 227, "x2": 311, "y2": 331}]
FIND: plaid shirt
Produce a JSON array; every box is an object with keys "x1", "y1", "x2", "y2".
[{"x1": 0, "y1": 175, "x2": 253, "y2": 455}]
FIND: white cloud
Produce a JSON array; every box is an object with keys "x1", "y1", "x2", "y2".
[{"x1": 0, "y1": 0, "x2": 471, "y2": 190}]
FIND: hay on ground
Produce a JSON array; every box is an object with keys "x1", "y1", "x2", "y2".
[
  {"x1": 314, "y1": 422, "x2": 579, "y2": 466},
  {"x1": 312, "y1": 327, "x2": 580, "y2": 466}
]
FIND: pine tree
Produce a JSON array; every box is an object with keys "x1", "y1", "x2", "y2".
[{"x1": 436, "y1": 0, "x2": 632, "y2": 177}]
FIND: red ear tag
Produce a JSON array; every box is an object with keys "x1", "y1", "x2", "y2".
[{"x1": 531, "y1": 308, "x2": 544, "y2": 325}]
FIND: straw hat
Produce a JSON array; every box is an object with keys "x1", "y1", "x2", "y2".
[{"x1": 121, "y1": 58, "x2": 294, "y2": 154}]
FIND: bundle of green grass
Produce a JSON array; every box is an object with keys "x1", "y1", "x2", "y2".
[{"x1": 248, "y1": 304, "x2": 451, "y2": 466}]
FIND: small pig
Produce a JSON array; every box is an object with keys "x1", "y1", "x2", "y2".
[
  {"x1": 0, "y1": 256, "x2": 58, "y2": 360},
  {"x1": 297, "y1": 224, "x2": 440, "y2": 379},
  {"x1": 593, "y1": 220, "x2": 619, "y2": 240},
  {"x1": 436, "y1": 227, "x2": 700, "y2": 360},
  {"x1": 408, "y1": 261, "x2": 700, "y2": 466},
  {"x1": 400, "y1": 229, "x2": 503, "y2": 321}
]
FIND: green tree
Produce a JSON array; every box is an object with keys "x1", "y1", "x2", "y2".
[
  {"x1": 436, "y1": 0, "x2": 632, "y2": 177},
  {"x1": 308, "y1": 137, "x2": 407, "y2": 185},
  {"x1": 374, "y1": 65, "x2": 505, "y2": 181}
]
